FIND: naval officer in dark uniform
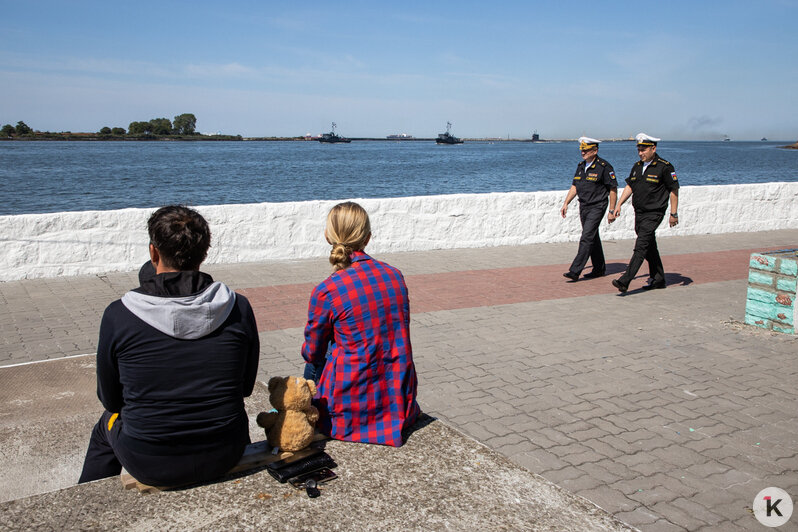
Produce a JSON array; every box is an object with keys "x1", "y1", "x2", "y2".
[
  {"x1": 561, "y1": 137, "x2": 618, "y2": 281},
  {"x1": 610, "y1": 133, "x2": 680, "y2": 292}
]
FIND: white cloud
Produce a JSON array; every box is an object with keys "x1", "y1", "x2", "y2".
[
  {"x1": 0, "y1": 51, "x2": 264, "y2": 83},
  {"x1": 183, "y1": 62, "x2": 258, "y2": 78}
]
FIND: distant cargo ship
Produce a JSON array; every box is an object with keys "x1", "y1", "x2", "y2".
[
  {"x1": 436, "y1": 122, "x2": 463, "y2": 144},
  {"x1": 387, "y1": 133, "x2": 414, "y2": 140},
  {"x1": 318, "y1": 122, "x2": 351, "y2": 143}
]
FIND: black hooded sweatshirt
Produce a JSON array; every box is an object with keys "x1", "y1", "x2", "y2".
[{"x1": 95, "y1": 263, "x2": 259, "y2": 482}]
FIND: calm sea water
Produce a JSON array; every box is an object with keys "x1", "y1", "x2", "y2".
[{"x1": 0, "y1": 140, "x2": 796, "y2": 215}]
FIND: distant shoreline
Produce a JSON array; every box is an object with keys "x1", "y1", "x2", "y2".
[
  {"x1": 1, "y1": 135, "x2": 793, "y2": 144},
  {"x1": 0, "y1": 134, "x2": 246, "y2": 142},
  {"x1": 0, "y1": 134, "x2": 564, "y2": 142},
  {"x1": 0, "y1": 136, "x2": 636, "y2": 143}
]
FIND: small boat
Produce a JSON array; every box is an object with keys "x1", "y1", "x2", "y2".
[
  {"x1": 761, "y1": 137, "x2": 768, "y2": 141},
  {"x1": 318, "y1": 122, "x2": 351, "y2": 143},
  {"x1": 436, "y1": 122, "x2": 463, "y2": 144}
]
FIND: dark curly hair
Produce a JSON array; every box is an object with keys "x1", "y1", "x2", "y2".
[{"x1": 147, "y1": 205, "x2": 211, "y2": 271}]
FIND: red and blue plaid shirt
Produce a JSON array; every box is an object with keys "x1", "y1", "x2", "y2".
[{"x1": 301, "y1": 251, "x2": 420, "y2": 447}]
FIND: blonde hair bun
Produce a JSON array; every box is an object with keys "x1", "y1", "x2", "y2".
[{"x1": 325, "y1": 202, "x2": 371, "y2": 271}]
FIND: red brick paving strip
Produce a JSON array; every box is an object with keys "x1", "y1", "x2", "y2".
[{"x1": 240, "y1": 248, "x2": 766, "y2": 332}]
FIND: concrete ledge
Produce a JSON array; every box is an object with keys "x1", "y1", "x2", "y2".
[
  {"x1": 0, "y1": 355, "x2": 274, "y2": 503},
  {"x1": 2, "y1": 182, "x2": 797, "y2": 281},
  {"x1": 0, "y1": 357, "x2": 632, "y2": 530},
  {"x1": 0, "y1": 417, "x2": 632, "y2": 531}
]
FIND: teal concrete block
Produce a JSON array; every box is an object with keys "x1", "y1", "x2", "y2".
[
  {"x1": 746, "y1": 286, "x2": 777, "y2": 304},
  {"x1": 750, "y1": 254, "x2": 776, "y2": 272},
  {"x1": 776, "y1": 277, "x2": 798, "y2": 292},
  {"x1": 745, "y1": 313, "x2": 769, "y2": 329},
  {"x1": 773, "y1": 307, "x2": 794, "y2": 325},
  {"x1": 748, "y1": 270, "x2": 774, "y2": 287},
  {"x1": 745, "y1": 299, "x2": 793, "y2": 322},
  {"x1": 746, "y1": 250, "x2": 796, "y2": 335},
  {"x1": 779, "y1": 258, "x2": 798, "y2": 276},
  {"x1": 744, "y1": 299, "x2": 769, "y2": 316}
]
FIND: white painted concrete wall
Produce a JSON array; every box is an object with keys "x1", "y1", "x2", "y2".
[{"x1": 1, "y1": 182, "x2": 797, "y2": 281}]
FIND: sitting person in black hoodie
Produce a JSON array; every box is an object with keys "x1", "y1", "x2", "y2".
[{"x1": 78, "y1": 205, "x2": 260, "y2": 487}]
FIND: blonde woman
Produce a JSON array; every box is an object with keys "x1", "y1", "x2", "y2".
[{"x1": 301, "y1": 202, "x2": 420, "y2": 447}]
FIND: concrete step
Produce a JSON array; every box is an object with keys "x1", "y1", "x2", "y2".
[
  {"x1": 0, "y1": 357, "x2": 633, "y2": 530},
  {"x1": 0, "y1": 355, "x2": 275, "y2": 503}
]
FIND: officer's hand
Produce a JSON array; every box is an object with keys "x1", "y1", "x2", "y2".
[
  {"x1": 560, "y1": 205, "x2": 567, "y2": 218},
  {"x1": 607, "y1": 211, "x2": 616, "y2": 224},
  {"x1": 669, "y1": 215, "x2": 678, "y2": 228}
]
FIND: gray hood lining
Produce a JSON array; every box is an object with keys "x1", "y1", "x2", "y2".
[{"x1": 121, "y1": 282, "x2": 237, "y2": 340}]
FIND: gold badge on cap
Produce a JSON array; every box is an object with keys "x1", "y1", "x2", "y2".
[
  {"x1": 635, "y1": 132, "x2": 660, "y2": 146},
  {"x1": 578, "y1": 136, "x2": 600, "y2": 150}
]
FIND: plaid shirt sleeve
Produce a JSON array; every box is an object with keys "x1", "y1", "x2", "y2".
[{"x1": 301, "y1": 283, "x2": 333, "y2": 365}]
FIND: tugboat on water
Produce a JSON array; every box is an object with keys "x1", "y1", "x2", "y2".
[
  {"x1": 318, "y1": 122, "x2": 351, "y2": 143},
  {"x1": 436, "y1": 122, "x2": 463, "y2": 144}
]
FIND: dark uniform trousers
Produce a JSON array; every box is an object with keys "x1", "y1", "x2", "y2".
[
  {"x1": 618, "y1": 210, "x2": 666, "y2": 286},
  {"x1": 569, "y1": 199, "x2": 608, "y2": 275}
]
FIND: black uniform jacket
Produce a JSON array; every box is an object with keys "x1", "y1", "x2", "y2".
[
  {"x1": 626, "y1": 153, "x2": 679, "y2": 212},
  {"x1": 573, "y1": 156, "x2": 617, "y2": 205}
]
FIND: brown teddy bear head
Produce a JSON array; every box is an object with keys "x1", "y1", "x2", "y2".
[{"x1": 267, "y1": 376, "x2": 317, "y2": 411}]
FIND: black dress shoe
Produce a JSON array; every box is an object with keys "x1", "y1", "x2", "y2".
[
  {"x1": 563, "y1": 271, "x2": 579, "y2": 281},
  {"x1": 611, "y1": 279, "x2": 628, "y2": 293},
  {"x1": 642, "y1": 281, "x2": 666, "y2": 290},
  {"x1": 583, "y1": 269, "x2": 605, "y2": 279}
]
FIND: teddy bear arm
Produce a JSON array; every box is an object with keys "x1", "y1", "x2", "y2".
[
  {"x1": 256, "y1": 411, "x2": 279, "y2": 430},
  {"x1": 306, "y1": 405, "x2": 320, "y2": 425}
]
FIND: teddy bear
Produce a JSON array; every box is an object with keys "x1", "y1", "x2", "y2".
[{"x1": 256, "y1": 376, "x2": 320, "y2": 452}]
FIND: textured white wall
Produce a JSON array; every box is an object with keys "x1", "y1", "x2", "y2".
[{"x1": 1, "y1": 182, "x2": 797, "y2": 281}]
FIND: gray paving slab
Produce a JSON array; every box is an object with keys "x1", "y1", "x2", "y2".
[
  {"x1": 2, "y1": 229, "x2": 795, "y2": 366},
  {"x1": 401, "y1": 283, "x2": 797, "y2": 530},
  {"x1": 1, "y1": 229, "x2": 798, "y2": 530}
]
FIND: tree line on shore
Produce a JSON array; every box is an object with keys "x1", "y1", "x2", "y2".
[{"x1": 0, "y1": 113, "x2": 219, "y2": 139}]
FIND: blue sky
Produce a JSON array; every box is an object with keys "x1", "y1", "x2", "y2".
[{"x1": 2, "y1": 1, "x2": 797, "y2": 140}]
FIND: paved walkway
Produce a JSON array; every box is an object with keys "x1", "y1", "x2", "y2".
[{"x1": 2, "y1": 229, "x2": 797, "y2": 531}]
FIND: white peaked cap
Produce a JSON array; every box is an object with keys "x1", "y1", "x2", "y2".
[{"x1": 635, "y1": 133, "x2": 661, "y2": 145}]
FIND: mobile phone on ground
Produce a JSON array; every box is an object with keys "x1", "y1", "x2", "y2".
[{"x1": 288, "y1": 468, "x2": 338, "y2": 489}]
